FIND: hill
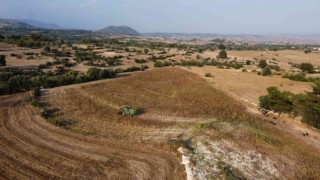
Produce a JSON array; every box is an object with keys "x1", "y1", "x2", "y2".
[
  {"x1": 0, "y1": 19, "x2": 34, "y2": 29},
  {"x1": 96, "y1": 25, "x2": 140, "y2": 36},
  {"x1": 19, "y1": 19, "x2": 61, "y2": 29}
]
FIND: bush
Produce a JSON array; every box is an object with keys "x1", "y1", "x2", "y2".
[
  {"x1": 180, "y1": 60, "x2": 203, "y2": 67},
  {"x1": 0, "y1": 55, "x2": 6, "y2": 66},
  {"x1": 270, "y1": 65, "x2": 281, "y2": 71},
  {"x1": 154, "y1": 61, "x2": 164, "y2": 67},
  {"x1": 262, "y1": 66, "x2": 272, "y2": 76},
  {"x1": 304, "y1": 49, "x2": 312, "y2": 54},
  {"x1": 125, "y1": 66, "x2": 141, "y2": 72},
  {"x1": 246, "y1": 60, "x2": 251, "y2": 65},
  {"x1": 120, "y1": 106, "x2": 137, "y2": 116},
  {"x1": 205, "y1": 73, "x2": 213, "y2": 77},
  {"x1": 258, "y1": 59, "x2": 268, "y2": 69},
  {"x1": 32, "y1": 87, "x2": 41, "y2": 97},
  {"x1": 218, "y1": 44, "x2": 226, "y2": 50},
  {"x1": 282, "y1": 73, "x2": 308, "y2": 82},
  {"x1": 140, "y1": 65, "x2": 149, "y2": 71},
  {"x1": 299, "y1": 63, "x2": 314, "y2": 73},
  {"x1": 218, "y1": 50, "x2": 228, "y2": 59},
  {"x1": 135, "y1": 59, "x2": 148, "y2": 64}
]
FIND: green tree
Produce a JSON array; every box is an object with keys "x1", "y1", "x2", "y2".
[
  {"x1": 218, "y1": 50, "x2": 228, "y2": 59},
  {"x1": 218, "y1": 44, "x2": 226, "y2": 50},
  {"x1": 313, "y1": 81, "x2": 320, "y2": 95},
  {"x1": 30, "y1": 33, "x2": 43, "y2": 41},
  {"x1": 295, "y1": 93, "x2": 320, "y2": 128},
  {"x1": 299, "y1": 63, "x2": 314, "y2": 73},
  {"x1": 259, "y1": 87, "x2": 294, "y2": 115},
  {"x1": 258, "y1": 59, "x2": 268, "y2": 69},
  {"x1": 144, "y1": 48, "x2": 149, "y2": 54},
  {"x1": 7, "y1": 75, "x2": 31, "y2": 93},
  {"x1": 0, "y1": 55, "x2": 6, "y2": 66},
  {"x1": 87, "y1": 68, "x2": 101, "y2": 80}
]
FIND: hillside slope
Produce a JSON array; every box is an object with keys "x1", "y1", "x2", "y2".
[
  {"x1": 96, "y1": 26, "x2": 140, "y2": 36},
  {"x1": 0, "y1": 19, "x2": 34, "y2": 29},
  {"x1": 19, "y1": 19, "x2": 61, "y2": 29}
]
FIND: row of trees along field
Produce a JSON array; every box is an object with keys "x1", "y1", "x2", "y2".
[
  {"x1": 0, "y1": 68, "x2": 116, "y2": 95},
  {"x1": 259, "y1": 81, "x2": 320, "y2": 129},
  {"x1": 0, "y1": 33, "x2": 71, "y2": 48}
]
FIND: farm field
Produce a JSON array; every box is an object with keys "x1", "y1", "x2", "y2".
[
  {"x1": 187, "y1": 66, "x2": 312, "y2": 105},
  {"x1": 1, "y1": 68, "x2": 320, "y2": 179},
  {"x1": 1, "y1": 31, "x2": 320, "y2": 180},
  {"x1": 2, "y1": 1, "x2": 320, "y2": 179}
]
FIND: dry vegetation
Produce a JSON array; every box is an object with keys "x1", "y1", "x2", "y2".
[
  {"x1": 1, "y1": 36, "x2": 320, "y2": 179},
  {"x1": 188, "y1": 66, "x2": 312, "y2": 104},
  {"x1": 1, "y1": 68, "x2": 320, "y2": 179}
]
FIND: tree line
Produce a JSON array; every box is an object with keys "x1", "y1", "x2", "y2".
[{"x1": 0, "y1": 68, "x2": 116, "y2": 95}]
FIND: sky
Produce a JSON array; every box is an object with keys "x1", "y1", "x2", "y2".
[{"x1": 1, "y1": 0, "x2": 320, "y2": 34}]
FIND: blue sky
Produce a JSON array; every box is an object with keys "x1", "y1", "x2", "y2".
[{"x1": 1, "y1": 0, "x2": 320, "y2": 34}]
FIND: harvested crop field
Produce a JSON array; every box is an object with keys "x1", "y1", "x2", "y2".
[
  {"x1": 1, "y1": 68, "x2": 320, "y2": 179},
  {"x1": 203, "y1": 50, "x2": 320, "y2": 67},
  {"x1": 188, "y1": 66, "x2": 312, "y2": 105}
]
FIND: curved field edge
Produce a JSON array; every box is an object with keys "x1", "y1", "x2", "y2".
[{"x1": 0, "y1": 67, "x2": 319, "y2": 179}]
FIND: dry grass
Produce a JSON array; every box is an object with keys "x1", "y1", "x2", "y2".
[
  {"x1": 188, "y1": 66, "x2": 312, "y2": 105},
  {"x1": 1, "y1": 67, "x2": 320, "y2": 179},
  {"x1": 49, "y1": 67, "x2": 320, "y2": 179},
  {"x1": 203, "y1": 50, "x2": 320, "y2": 67}
]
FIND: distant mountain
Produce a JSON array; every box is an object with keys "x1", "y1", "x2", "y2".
[
  {"x1": 0, "y1": 19, "x2": 61, "y2": 29},
  {"x1": 19, "y1": 19, "x2": 61, "y2": 29},
  {"x1": 96, "y1": 26, "x2": 140, "y2": 36},
  {"x1": 0, "y1": 19, "x2": 34, "y2": 29}
]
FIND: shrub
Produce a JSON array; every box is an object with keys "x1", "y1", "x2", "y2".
[
  {"x1": 125, "y1": 66, "x2": 141, "y2": 72},
  {"x1": 282, "y1": 73, "x2": 308, "y2": 82},
  {"x1": 154, "y1": 61, "x2": 164, "y2": 67},
  {"x1": 120, "y1": 106, "x2": 137, "y2": 116},
  {"x1": 205, "y1": 73, "x2": 213, "y2": 77},
  {"x1": 270, "y1": 65, "x2": 281, "y2": 71},
  {"x1": 304, "y1": 49, "x2": 312, "y2": 54},
  {"x1": 32, "y1": 87, "x2": 41, "y2": 97},
  {"x1": 299, "y1": 63, "x2": 314, "y2": 73},
  {"x1": 180, "y1": 60, "x2": 203, "y2": 67},
  {"x1": 135, "y1": 59, "x2": 148, "y2": 64},
  {"x1": 218, "y1": 50, "x2": 228, "y2": 59},
  {"x1": 0, "y1": 55, "x2": 6, "y2": 66},
  {"x1": 258, "y1": 59, "x2": 268, "y2": 69},
  {"x1": 140, "y1": 65, "x2": 149, "y2": 71},
  {"x1": 218, "y1": 44, "x2": 226, "y2": 50},
  {"x1": 262, "y1": 66, "x2": 272, "y2": 76}
]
